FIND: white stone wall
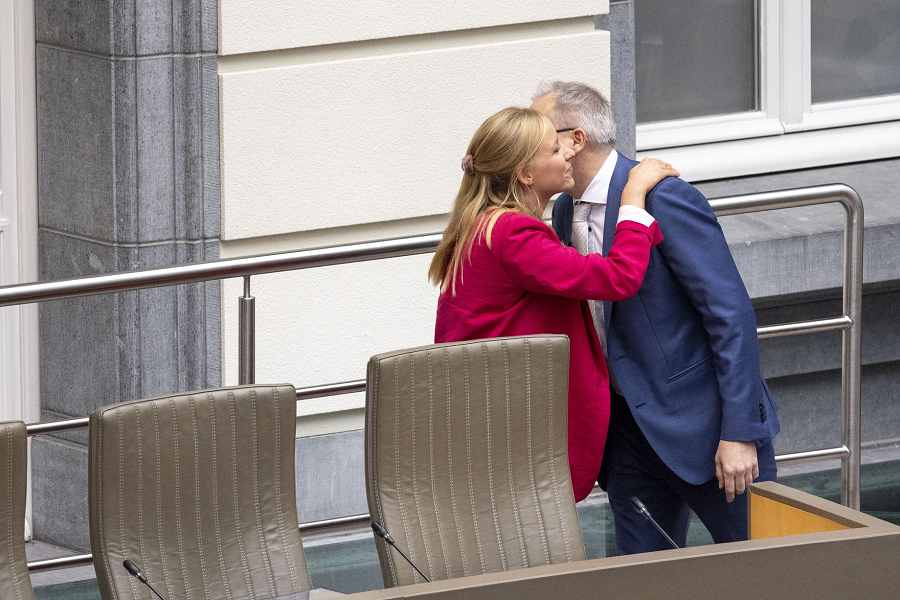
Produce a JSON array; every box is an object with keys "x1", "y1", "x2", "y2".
[{"x1": 218, "y1": 2, "x2": 611, "y2": 436}]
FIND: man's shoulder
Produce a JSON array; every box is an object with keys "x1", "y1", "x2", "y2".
[
  {"x1": 653, "y1": 175, "x2": 699, "y2": 197},
  {"x1": 616, "y1": 154, "x2": 701, "y2": 201},
  {"x1": 646, "y1": 176, "x2": 710, "y2": 217}
]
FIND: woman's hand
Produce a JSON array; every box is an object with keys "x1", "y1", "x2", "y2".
[{"x1": 621, "y1": 158, "x2": 680, "y2": 209}]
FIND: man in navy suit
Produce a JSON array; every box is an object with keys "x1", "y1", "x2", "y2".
[{"x1": 532, "y1": 81, "x2": 780, "y2": 554}]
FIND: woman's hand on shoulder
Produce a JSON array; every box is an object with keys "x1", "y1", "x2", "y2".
[
  {"x1": 621, "y1": 158, "x2": 680, "y2": 209},
  {"x1": 628, "y1": 158, "x2": 679, "y2": 193}
]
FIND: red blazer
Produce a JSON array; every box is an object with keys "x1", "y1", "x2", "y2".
[{"x1": 434, "y1": 211, "x2": 663, "y2": 501}]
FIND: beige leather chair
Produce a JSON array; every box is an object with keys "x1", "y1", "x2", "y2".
[
  {"x1": 365, "y1": 335, "x2": 585, "y2": 587},
  {"x1": 0, "y1": 421, "x2": 36, "y2": 600},
  {"x1": 89, "y1": 385, "x2": 311, "y2": 600}
]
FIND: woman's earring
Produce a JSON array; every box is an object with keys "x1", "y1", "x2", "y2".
[{"x1": 527, "y1": 185, "x2": 540, "y2": 211}]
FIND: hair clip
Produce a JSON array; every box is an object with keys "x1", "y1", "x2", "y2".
[{"x1": 460, "y1": 154, "x2": 475, "y2": 175}]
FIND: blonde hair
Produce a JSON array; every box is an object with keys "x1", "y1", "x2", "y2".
[{"x1": 428, "y1": 107, "x2": 553, "y2": 293}]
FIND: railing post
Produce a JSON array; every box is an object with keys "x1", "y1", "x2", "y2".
[
  {"x1": 840, "y1": 190, "x2": 864, "y2": 510},
  {"x1": 239, "y1": 276, "x2": 255, "y2": 385}
]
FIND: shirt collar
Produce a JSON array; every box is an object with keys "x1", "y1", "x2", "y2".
[{"x1": 575, "y1": 149, "x2": 618, "y2": 206}]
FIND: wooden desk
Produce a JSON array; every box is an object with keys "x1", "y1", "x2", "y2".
[{"x1": 341, "y1": 483, "x2": 900, "y2": 599}]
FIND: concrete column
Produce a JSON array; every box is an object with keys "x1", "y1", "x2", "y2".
[
  {"x1": 597, "y1": 0, "x2": 637, "y2": 157},
  {"x1": 32, "y1": 0, "x2": 220, "y2": 549}
]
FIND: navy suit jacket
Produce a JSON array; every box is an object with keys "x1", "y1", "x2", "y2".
[{"x1": 552, "y1": 155, "x2": 780, "y2": 485}]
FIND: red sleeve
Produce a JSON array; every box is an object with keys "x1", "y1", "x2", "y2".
[{"x1": 491, "y1": 212, "x2": 663, "y2": 301}]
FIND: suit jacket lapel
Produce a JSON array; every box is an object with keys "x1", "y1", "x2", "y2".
[
  {"x1": 602, "y1": 156, "x2": 634, "y2": 254},
  {"x1": 553, "y1": 193, "x2": 575, "y2": 246},
  {"x1": 601, "y1": 156, "x2": 637, "y2": 335}
]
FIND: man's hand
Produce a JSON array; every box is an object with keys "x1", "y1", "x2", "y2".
[{"x1": 715, "y1": 440, "x2": 759, "y2": 502}]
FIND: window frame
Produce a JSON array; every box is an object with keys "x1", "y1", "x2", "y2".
[
  {"x1": 798, "y1": 0, "x2": 900, "y2": 130},
  {"x1": 636, "y1": 0, "x2": 900, "y2": 169},
  {"x1": 637, "y1": 0, "x2": 782, "y2": 150}
]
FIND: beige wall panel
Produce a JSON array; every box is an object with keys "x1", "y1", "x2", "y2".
[
  {"x1": 222, "y1": 253, "x2": 437, "y2": 415},
  {"x1": 219, "y1": 0, "x2": 608, "y2": 55},
  {"x1": 220, "y1": 32, "x2": 611, "y2": 240}
]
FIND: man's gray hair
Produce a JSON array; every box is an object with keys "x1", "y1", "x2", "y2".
[{"x1": 534, "y1": 81, "x2": 616, "y2": 147}]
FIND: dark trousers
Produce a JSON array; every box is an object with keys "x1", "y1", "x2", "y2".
[{"x1": 602, "y1": 390, "x2": 777, "y2": 554}]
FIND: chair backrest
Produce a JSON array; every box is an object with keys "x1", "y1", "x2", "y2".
[
  {"x1": 0, "y1": 421, "x2": 36, "y2": 600},
  {"x1": 89, "y1": 385, "x2": 311, "y2": 600},
  {"x1": 365, "y1": 335, "x2": 585, "y2": 587}
]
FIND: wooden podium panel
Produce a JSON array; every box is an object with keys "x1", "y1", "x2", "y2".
[
  {"x1": 343, "y1": 483, "x2": 900, "y2": 600},
  {"x1": 749, "y1": 482, "x2": 874, "y2": 539},
  {"x1": 750, "y1": 493, "x2": 849, "y2": 538}
]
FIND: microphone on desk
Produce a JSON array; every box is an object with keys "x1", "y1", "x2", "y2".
[
  {"x1": 630, "y1": 496, "x2": 681, "y2": 550},
  {"x1": 123, "y1": 559, "x2": 169, "y2": 600},
  {"x1": 371, "y1": 520, "x2": 432, "y2": 583}
]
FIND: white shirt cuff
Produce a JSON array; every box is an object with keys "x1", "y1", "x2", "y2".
[{"x1": 617, "y1": 205, "x2": 655, "y2": 228}]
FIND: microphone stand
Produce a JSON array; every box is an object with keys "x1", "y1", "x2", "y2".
[
  {"x1": 630, "y1": 496, "x2": 681, "y2": 550},
  {"x1": 123, "y1": 559, "x2": 168, "y2": 600},
  {"x1": 371, "y1": 521, "x2": 432, "y2": 583}
]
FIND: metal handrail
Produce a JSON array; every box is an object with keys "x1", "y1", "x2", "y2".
[
  {"x1": 0, "y1": 234, "x2": 444, "y2": 307},
  {"x1": 9, "y1": 183, "x2": 861, "y2": 573}
]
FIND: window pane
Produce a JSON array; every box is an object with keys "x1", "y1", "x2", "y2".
[
  {"x1": 636, "y1": 0, "x2": 758, "y2": 123},
  {"x1": 812, "y1": 0, "x2": 900, "y2": 103}
]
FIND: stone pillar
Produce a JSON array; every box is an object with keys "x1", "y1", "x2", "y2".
[
  {"x1": 32, "y1": 0, "x2": 220, "y2": 549},
  {"x1": 597, "y1": 0, "x2": 637, "y2": 157}
]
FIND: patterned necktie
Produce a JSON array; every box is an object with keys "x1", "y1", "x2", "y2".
[{"x1": 571, "y1": 202, "x2": 607, "y2": 356}]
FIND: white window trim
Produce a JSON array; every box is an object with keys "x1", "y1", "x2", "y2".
[
  {"x1": 638, "y1": 0, "x2": 782, "y2": 150},
  {"x1": 637, "y1": 111, "x2": 784, "y2": 151},
  {"x1": 637, "y1": 0, "x2": 900, "y2": 166},
  {"x1": 786, "y1": 0, "x2": 900, "y2": 132},
  {"x1": 1, "y1": 0, "x2": 39, "y2": 540},
  {"x1": 778, "y1": 0, "x2": 809, "y2": 126},
  {"x1": 637, "y1": 119, "x2": 900, "y2": 183},
  {"x1": 0, "y1": 0, "x2": 39, "y2": 423},
  {"x1": 790, "y1": 94, "x2": 900, "y2": 133}
]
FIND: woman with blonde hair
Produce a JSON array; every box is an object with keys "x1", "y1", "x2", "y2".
[{"x1": 431, "y1": 107, "x2": 677, "y2": 501}]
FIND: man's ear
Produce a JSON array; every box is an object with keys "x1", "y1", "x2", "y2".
[
  {"x1": 516, "y1": 164, "x2": 534, "y2": 187},
  {"x1": 571, "y1": 128, "x2": 589, "y2": 154}
]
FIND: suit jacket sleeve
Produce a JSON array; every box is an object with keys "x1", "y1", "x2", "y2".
[
  {"x1": 492, "y1": 212, "x2": 662, "y2": 301},
  {"x1": 648, "y1": 178, "x2": 770, "y2": 442}
]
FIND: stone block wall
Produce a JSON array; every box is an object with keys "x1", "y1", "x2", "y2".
[{"x1": 32, "y1": 0, "x2": 221, "y2": 549}]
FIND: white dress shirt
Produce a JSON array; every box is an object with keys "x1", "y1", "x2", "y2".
[{"x1": 570, "y1": 150, "x2": 655, "y2": 355}]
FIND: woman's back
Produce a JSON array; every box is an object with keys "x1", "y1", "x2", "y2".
[{"x1": 435, "y1": 211, "x2": 589, "y2": 346}]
